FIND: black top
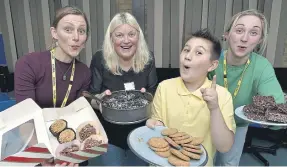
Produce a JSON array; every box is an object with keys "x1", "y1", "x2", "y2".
[{"x1": 89, "y1": 50, "x2": 158, "y2": 149}]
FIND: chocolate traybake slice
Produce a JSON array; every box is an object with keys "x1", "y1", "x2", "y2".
[
  {"x1": 252, "y1": 95, "x2": 276, "y2": 110},
  {"x1": 276, "y1": 103, "x2": 287, "y2": 114},
  {"x1": 244, "y1": 112, "x2": 267, "y2": 122},
  {"x1": 243, "y1": 104, "x2": 265, "y2": 114},
  {"x1": 266, "y1": 109, "x2": 287, "y2": 123}
]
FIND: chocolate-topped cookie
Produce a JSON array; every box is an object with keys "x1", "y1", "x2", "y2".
[
  {"x1": 49, "y1": 119, "x2": 67, "y2": 137},
  {"x1": 57, "y1": 128, "x2": 76, "y2": 144}
]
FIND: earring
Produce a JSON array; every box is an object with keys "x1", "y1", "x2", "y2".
[{"x1": 55, "y1": 41, "x2": 58, "y2": 46}]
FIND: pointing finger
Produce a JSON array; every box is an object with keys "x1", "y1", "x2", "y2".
[{"x1": 211, "y1": 75, "x2": 217, "y2": 89}]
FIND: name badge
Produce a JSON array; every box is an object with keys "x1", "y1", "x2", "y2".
[{"x1": 124, "y1": 82, "x2": 135, "y2": 91}]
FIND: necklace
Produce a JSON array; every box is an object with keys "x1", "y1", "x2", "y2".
[
  {"x1": 56, "y1": 60, "x2": 73, "y2": 81},
  {"x1": 50, "y1": 48, "x2": 75, "y2": 107}
]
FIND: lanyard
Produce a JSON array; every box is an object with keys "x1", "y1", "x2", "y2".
[
  {"x1": 50, "y1": 49, "x2": 75, "y2": 108},
  {"x1": 223, "y1": 51, "x2": 250, "y2": 98}
]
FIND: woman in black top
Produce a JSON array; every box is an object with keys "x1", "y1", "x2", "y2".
[{"x1": 89, "y1": 12, "x2": 157, "y2": 166}]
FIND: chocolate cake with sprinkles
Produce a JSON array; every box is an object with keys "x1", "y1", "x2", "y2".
[{"x1": 101, "y1": 91, "x2": 149, "y2": 110}]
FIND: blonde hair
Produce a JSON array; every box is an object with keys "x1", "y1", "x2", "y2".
[
  {"x1": 224, "y1": 9, "x2": 268, "y2": 55},
  {"x1": 102, "y1": 12, "x2": 151, "y2": 75}
]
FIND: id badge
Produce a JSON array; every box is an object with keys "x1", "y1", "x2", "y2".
[{"x1": 124, "y1": 82, "x2": 135, "y2": 91}]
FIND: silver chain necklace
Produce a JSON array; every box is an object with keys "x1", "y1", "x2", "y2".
[{"x1": 56, "y1": 61, "x2": 73, "y2": 81}]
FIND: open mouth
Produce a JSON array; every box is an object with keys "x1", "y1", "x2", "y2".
[
  {"x1": 183, "y1": 65, "x2": 190, "y2": 70},
  {"x1": 238, "y1": 46, "x2": 247, "y2": 49},
  {"x1": 121, "y1": 46, "x2": 132, "y2": 50}
]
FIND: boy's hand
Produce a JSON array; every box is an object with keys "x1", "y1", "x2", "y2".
[
  {"x1": 201, "y1": 75, "x2": 219, "y2": 111},
  {"x1": 146, "y1": 119, "x2": 164, "y2": 129}
]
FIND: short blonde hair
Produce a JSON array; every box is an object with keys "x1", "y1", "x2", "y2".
[
  {"x1": 102, "y1": 12, "x2": 151, "y2": 75},
  {"x1": 224, "y1": 9, "x2": 268, "y2": 55}
]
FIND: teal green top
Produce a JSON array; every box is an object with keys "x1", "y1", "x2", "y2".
[{"x1": 210, "y1": 51, "x2": 285, "y2": 127}]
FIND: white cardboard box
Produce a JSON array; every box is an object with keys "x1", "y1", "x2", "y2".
[{"x1": 0, "y1": 97, "x2": 108, "y2": 166}]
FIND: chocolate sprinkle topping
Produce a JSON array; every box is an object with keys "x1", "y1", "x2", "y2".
[
  {"x1": 102, "y1": 91, "x2": 149, "y2": 110},
  {"x1": 84, "y1": 138, "x2": 102, "y2": 149},
  {"x1": 79, "y1": 124, "x2": 97, "y2": 141},
  {"x1": 266, "y1": 109, "x2": 287, "y2": 123},
  {"x1": 252, "y1": 96, "x2": 276, "y2": 110},
  {"x1": 276, "y1": 103, "x2": 287, "y2": 114},
  {"x1": 60, "y1": 145, "x2": 79, "y2": 157}
]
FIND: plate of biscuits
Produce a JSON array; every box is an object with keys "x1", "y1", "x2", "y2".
[{"x1": 127, "y1": 126, "x2": 208, "y2": 166}]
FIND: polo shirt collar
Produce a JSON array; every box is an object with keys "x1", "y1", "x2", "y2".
[{"x1": 177, "y1": 77, "x2": 212, "y2": 99}]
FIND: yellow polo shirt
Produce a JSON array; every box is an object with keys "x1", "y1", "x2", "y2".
[{"x1": 151, "y1": 77, "x2": 236, "y2": 166}]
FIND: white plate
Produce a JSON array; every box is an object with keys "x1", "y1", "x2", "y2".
[
  {"x1": 235, "y1": 105, "x2": 287, "y2": 126},
  {"x1": 127, "y1": 126, "x2": 208, "y2": 166}
]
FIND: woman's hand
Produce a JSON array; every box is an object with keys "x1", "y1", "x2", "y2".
[
  {"x1": 103, "y1": 89, "x2": 112, "y2": 96},
  {"x1": 140, "y1": 88, "x2": 146, "y2": 92},
  {"x1": 91, "y1": 90, "x2": 111, "y2": 111},
  {"x1": 146, "y1": 119, "x2": 164, "y2": 129}
]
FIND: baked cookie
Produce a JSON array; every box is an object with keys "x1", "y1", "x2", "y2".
[
  {"x1": 183, "y1": 147, "x2": 203, "y2": 154},
  {"x1": 174, "y1": 137, "x2": 192, "y2": 145},
  {"x1": 172, "y1": 134, "x2": 190, "y2": 141},
  {"x1": 169, "y1": 132, "x2": 187, "y2": 138},
  {"x1": 161, "y1": 128, "x2": 178, "y2": 136},
  {"x1": 155, "y1": 150, "x2": 171, "y2": 158},
  {"x1": 168, "y1": 155, "x2": 190, "y2": 166},
  {"x1": 148, "y1": 137, "x2": 169, "y2": 148},
  {"x1": 191, "y1": 137, "x2": 204, "y2": 145},
  {"x1": 170, "y1": 148, "x2": 190, "y2": 161},
  {"x1": 181, "y1": 143, "x2": 201, "y2": 150},
  {"x1": 149, "y1": 145, "x2": 170, "y2": 152},
  {"x1": 181, "y1": 149, "x2": 201, "y2": 160},
  {"x1": 164, "y1": 136, "x2": 180, "y2": 149}
]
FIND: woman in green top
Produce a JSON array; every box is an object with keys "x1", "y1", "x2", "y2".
[{"x1": 213, "y1": 9, "x2": 285, "y2": 166}]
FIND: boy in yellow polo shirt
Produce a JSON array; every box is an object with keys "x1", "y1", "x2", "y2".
[{"x1": 146, "y1": 29, "x2": 236, "y2": 166}]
